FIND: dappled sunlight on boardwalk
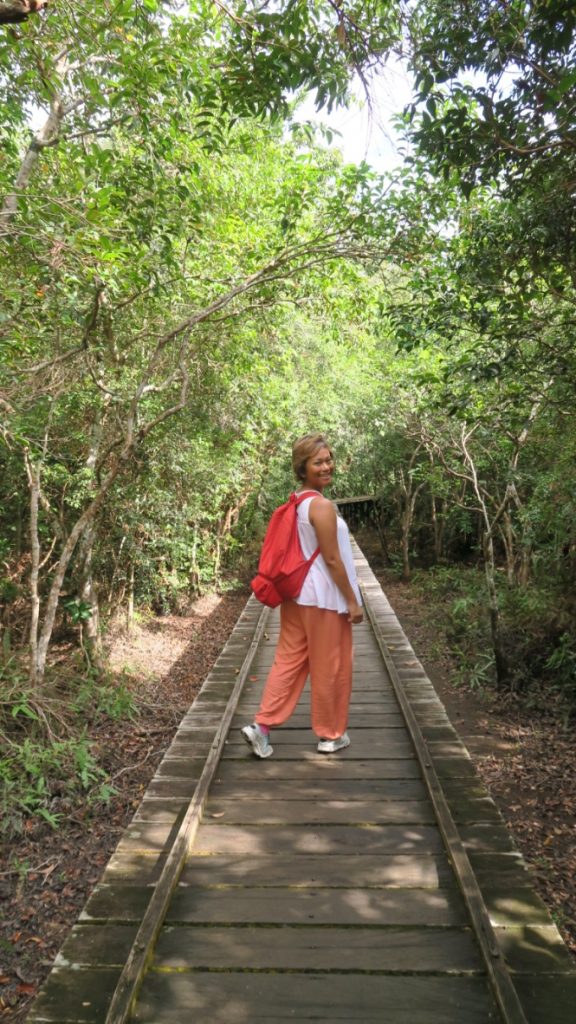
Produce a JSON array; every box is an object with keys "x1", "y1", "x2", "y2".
[{"x1": 27, "y1": 545, "x2": 576, "y2": 1024}]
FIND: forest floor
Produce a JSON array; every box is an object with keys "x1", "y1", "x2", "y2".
[
  {"x1": 376, "y1": 569, "x2": 576, "y2": 962},
  {"x1": 0, "y1": 590, "x2": 249, "y2": 1022},
  {"x1": 1, "y1": 564, "x2": 575, "y2": 1020}
]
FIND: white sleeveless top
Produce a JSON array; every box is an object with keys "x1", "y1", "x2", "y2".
[{"x1": 295, "y1": 495, "x2": 362, "y2": 613}]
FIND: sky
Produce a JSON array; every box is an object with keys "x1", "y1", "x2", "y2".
[{"x1": 295, "y1": 56, "x2": 415, "y2": 174}]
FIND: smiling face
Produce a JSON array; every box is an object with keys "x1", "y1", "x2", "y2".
[{"x1": 302, "y1": 446, "x2": 335, "y2": 492}]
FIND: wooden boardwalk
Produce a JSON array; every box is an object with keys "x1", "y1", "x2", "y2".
[{"x1": 27, "y1": 545, "x2": 576, "y2": 1023}]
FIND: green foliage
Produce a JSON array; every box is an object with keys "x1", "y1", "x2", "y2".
[
  {"x1": 406, "y1": 0, "x2": 576, "y2": 195},
  {"x1": 73, "y1": 670, "x2": 136, "y2": 721},
  {"x1": 1, "y1": 0, "x2": 576, "y2": 720},
  {"x1": 0, "y1": 732, "x2": 112, "y2": 834},
  {"x1": 62, "y1": 598, "x2": 93, "y2": 625},
  {"x1": 0, "y1": 662, "x2": 133, "y2": 834},
  {"x1": 412, "y1": 564, "x2": 576, "y2": 709},
  {"x1": 545, "y1": 635, "x2": 576, "y2": 706}
]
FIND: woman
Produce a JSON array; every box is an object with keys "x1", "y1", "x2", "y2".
[{"x1": 241, "y1": 433, "x2": 363, "y2": 758}]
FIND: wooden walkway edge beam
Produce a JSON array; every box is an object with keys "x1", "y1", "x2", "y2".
[
  {"x1": 103, "y1": 603, "x2": 269, "y2": 1024},
  {"x1": 361, "y1": 579, "x2": 530, "y2": 1024}
]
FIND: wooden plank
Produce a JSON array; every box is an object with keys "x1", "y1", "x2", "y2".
[
  {"x1": 167, "y1": 724, "x2": 218, "y2": 741},
  {"x1": 483, "y1": 887, "x2": 553, "y2": 928},
  {"x1": 231, "y1": 712, "x2": 407, "y2": 728},
  {"x1": 132, "y1": 973, "x2": 497, "y2": 1023},
  {"x1": 202, "y1": 797, "x2": 437, "y2": 825},
  {"x1": 425, "y1": 739, "x2": 472, "y2": 758},
  {"x1": 442, "y1": 779, "x2": 496, "y2": 799},
  {"x1": 208, "y1": 778, "x2": 428, "y2": 800},
  {"x1": 349, "y1": 679, "x2": 396, "y2": 690},
  {"x1": 146, "y1": 777, "x2": 204, "y2": 798},
  {"x1": 165, "y1": 736, "x2": 216, "y2": 758},
  {"x1": 212, "y1": 758, "x2": 423, "y2": 780},
  {"x1": 433, "y1": 757, "x2": 479, "y2": 779},
  {"x1": 193, "y1": 823, "x2": 445, "y2": 856},
  {"x1": 114, "y1": 822, "x2": 176, "y2": 854},
  {"x1": 412, "y1": 711, "x2": 453, "y2": 724},
  {"x1": 460, "y1": 823, "x2": 521, "y2": 854},
  {"x1": 55, "y1": 924, "x2": 139, "y2": 967},
  {"x1": 225, "y1": 727, "x2": 410, "y2": 745},
  {"x1": 468, "y1": 853, "x2": 532, "y2": 888},
  {"x1": 515, "y1": 975, "x2": 576, "y2": 1024},
  {"x1": 446, "y1": 795, "x2": 503, "y2": 825},
  {"x1": 242, "y1": 678, "x2": 392, "y2": 693},
  {"x1": 167, "y1": 885, "x2": 468, "y2": 926},
  {"x1": 238, "y1": 699, "x2": 403, "y2": 713},
  {"x1": 154, "y1": 924, "x2": 482, "y2": 971},
  {"x1": 420, "y1": 724, "x2": 460, "y2": 740},
  {"x1": 222, "y1": 739, "x2": 416, "y2": 759},
  {"x1": 129, "y1": 787, "x2": 461, "y2": 830},
  {"x1": 195, "y1": 679, "x2": 238, "y2": 693},
  {"x1": 25, "y1": 967, "x2": 121, "y2": 1023},
  {"x1": 82, "y1": 886, "x2": 151, "y2": 922},
  {"x1": 103, "y1": 852, "x2": 165, "y2": 884},
  {"x1": 494, "y1": 925, "x2": 576, "y2": 974},
  {"x1": 176, "y1": 720, "x2": 228, "y2": 734},
  {"x1": 180, "y1": 852, "x2": 451, "y2": 888},
  {"x1": 133, "y1": 799, "x2": 189, "y2": 824},
  {"x1": 155, "y1": 757, "x2": 211, "y2": 778}
]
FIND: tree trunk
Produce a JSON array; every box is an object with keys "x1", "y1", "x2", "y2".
[
  {"x1": 397, "y1": 472, "x2": 412, "y2": 581},
  {"x1": 518, "y1": 541, "x2": 532, "y2": 587},
  {"x1": 431, "y1": 492, "x2": 444, "y2": 562},
  {"x1": 77, "y1": 520, "x2": 101, "y2": 665},
  {"x1": 126, "y1": 562, "x2": 135, "y2": 633},
  {"x1": 1, "y1": 75, "x2": 65, "y2": 231},
  {"x1": 75, "y1": 402, "x2": 109, "y2": 664},
  {"x1": 482, "y1": 531, "x2": 508, "y2": 687},
  {"x1": 397, "y1": 450, "x2": 425, "y2": 582},
  {"x1": 33, "y1": 451, "x2": 126, "y2": 682},
  {"x1": 106, "y1": 534, "x2": 127, "y2": 606},
  {"x1": 25, "y1": 455, "x2": 41, "y2": 685},
  {"x1": 374, "y1": 503, "x2": 391, "y2": 565},
  {"x1": 399, "y1": 484, "x2": 425, "y2": 581},
  {"x1": 189, "y1": 533, "x2": 201, "y2": 595},
  {"x1": 458, "y1": 426, "x2": 509, "y2": 687},
  {"x1": 500, "y1": 511, "x2": 516, "y2": 585},
  {"x1": 401, "y1": 509, "x2": 411, "y2": 581}
]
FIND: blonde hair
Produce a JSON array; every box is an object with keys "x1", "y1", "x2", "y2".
[{"x1": 292, "y1": 433, "x2": 333, "y2": 482}]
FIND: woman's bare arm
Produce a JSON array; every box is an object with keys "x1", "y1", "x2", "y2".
[{"x1": 309, "y1": 497, "x2": 363, "y2": 623}]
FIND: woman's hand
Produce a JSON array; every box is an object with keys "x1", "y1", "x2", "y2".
[{"x1": 347, "y1": 600, "x2": 364, "y2": 624}]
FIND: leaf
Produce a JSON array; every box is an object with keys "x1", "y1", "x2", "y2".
[{"x1": 17, "y1": 983, "x2": 37, "y2": 996}]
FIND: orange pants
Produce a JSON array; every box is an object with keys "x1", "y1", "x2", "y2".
[{"x1": 255, "y1": 601, "x2": 353, "y2": 740}]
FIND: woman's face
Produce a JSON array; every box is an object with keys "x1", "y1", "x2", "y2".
[{"x1": 303, "y1": 446, "x2": 334, "y2": 491}]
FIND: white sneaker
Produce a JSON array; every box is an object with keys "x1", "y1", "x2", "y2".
[
  {"x1": 317, "y1": 732, "x2": 350, "y2": 754},
  {"x1": 241, "y1": 723, "x2": 274, "y2": 758}
]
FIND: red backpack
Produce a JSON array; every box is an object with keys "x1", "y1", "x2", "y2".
[{"x1": 251, "y1": 491, "x2": 321, "y2": 608}]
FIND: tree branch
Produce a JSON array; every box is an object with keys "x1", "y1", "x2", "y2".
[{"x1": 0, "y1": 0, "x2": 47, "y2": 24}]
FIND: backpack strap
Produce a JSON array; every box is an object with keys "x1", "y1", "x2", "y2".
[
  {"x1": 292, "y1": 489, "x2": 321, "y2": 506},
  {"x1": 292, "y1": 490, "x2": 321, "y2": 561}
]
